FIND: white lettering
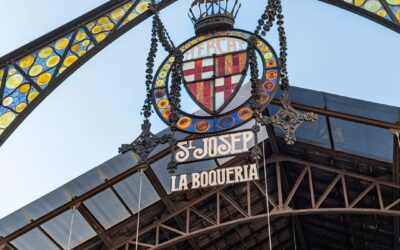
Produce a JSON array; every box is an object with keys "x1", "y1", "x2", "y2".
[
  {"x1": 192, "y1": 173, "x2": 201, "y2": 189},
  {"x1": 249, "y1": 164, "x2": 259, "y2": 181},
  {"x1": 171, "y1": 176, "x2": 178, "y2": 192},
  {"x1": 174, "y1": 131, "x2": 254, "y2": 163},
  {"x1": 178, "y1": 174, "x2": 188, "y2": 191},
  {"x1": 170, "y1": 164, "x2": 260, "y2": 192}
]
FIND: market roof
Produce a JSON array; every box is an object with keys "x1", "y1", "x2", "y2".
[{"x1": 0, "y1": 86, "x2": 399, "y2": 250}]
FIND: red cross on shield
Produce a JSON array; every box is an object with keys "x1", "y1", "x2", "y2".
[{"x1": 182, "y1": 50, "x2": 248, "y2": 114}]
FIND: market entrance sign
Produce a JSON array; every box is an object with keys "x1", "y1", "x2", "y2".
[{"x1": 171, "y1": 164, "x2": 259, "y2": 192}]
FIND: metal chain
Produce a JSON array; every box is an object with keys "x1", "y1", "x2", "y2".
[
  {"x1": 151, "y1": 2, "x2": 175, "y2": 53},
  {"x1": 275, "y1": 0, "x2": 290, "y2": 91},
  {"x1": 254, "y1": 0, "x2": 289, "y2": 92},
  {"x1": 167, "y1": 51, "x2": 183, "y2": 174},
  {"x1": 141, "y1": 15, "x2": 158, "y2": 121}
]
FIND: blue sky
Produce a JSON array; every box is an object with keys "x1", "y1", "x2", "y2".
[{"x1": 0, "y1": 0, "x2": 399, "y2": 218}]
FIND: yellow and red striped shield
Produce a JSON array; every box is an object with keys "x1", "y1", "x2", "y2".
[{"x1": 182, "y1": 50, "x2": 248, "y2": 114}]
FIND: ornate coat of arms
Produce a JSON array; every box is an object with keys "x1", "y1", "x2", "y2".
[{"x1": 151, "y1": 0, "x2": 281, "y2": 134}]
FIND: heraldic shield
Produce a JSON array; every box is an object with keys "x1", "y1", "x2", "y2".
[{"x1": 182, "y1": 49, "x2": 249, "y2": 114}]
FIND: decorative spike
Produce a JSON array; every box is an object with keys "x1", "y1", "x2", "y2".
[
  {"x1": 188, "y1": 0, "x2": 240, "y2": 34},
  {"x1": 188, "y1": 13, "x2": 196, "y2": 24},
  {"x1": 231, "y1": 0, "x2": 238, "y2": 14},
  {"x1": 234, "y1": 3, "x2": 241, "y2": 18},
  {"x1": 224, "y1": 0, "x2": 229, "y2": 13}
]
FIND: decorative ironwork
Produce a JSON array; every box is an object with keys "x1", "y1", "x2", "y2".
[
  {"x1": 0, "y1": 0, "x2": 399, "y2": 147},
  {"x1": 152, "y1": 30, "x2": 280, "y2": 135},
  {"x1": 249, "y1": 0, "x2": 318, "y2": 145},
  {"x1": 119, "y1": 2, "x2": 173, "y2": 169},
  {"x1": 189, "y1": 0, "x2": 241, "y2": 34},
  {"x1": 263, "y1": 92, "x2": 317, "y2": 145}
]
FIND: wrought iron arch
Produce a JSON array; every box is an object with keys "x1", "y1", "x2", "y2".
[{"x1": 0, "y1": 0, "x2": 399, "y2": 147}]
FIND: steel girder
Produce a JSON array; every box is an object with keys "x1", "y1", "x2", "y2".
[{"x1": 109, "y1": 154, "x2": 400, "y2": 249}]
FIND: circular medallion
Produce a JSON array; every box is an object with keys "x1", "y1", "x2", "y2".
[
  {"x1": 152, "y1": 29, "x2": 280, "y2": 134},
  {"x1": 196, "y1": 120, "x2": 210, "y2": 132}
]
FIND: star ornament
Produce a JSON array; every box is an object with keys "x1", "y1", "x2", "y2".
[{"x1": 263, "y1": 92, "x2": 318, "y2": 145}]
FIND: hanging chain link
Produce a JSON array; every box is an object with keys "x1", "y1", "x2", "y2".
[
  {"x1": 255, "y1": 0, "x2": 289, "y2": 92},
  {"x1": 275, "y1": 0, "x2": 289, "y2": 91},
  {"x1": 141, "y1": 14, "x2": 158, "y2": 121}
]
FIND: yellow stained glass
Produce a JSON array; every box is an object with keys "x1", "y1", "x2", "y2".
[
  {"x1": 0, "y1": 112, "x2": 16, "y2": 129},
  {"x1": 55, "y1": 38, "x2": 70, "y2": 50},
  {"x1": 64, "y1": 55, "x2": 78, "y2": 67},
  {"x1": 127, "y1": 13, "x2": 138, "y2": 21},
  {"x1": 168, "y1": 57, "x2": 175, "y2": 63},
  {"x1": 78, "y1": 50, "x2": 86, "y2": 57},
  {"x1": 364, "y1": 0, "x2": 381, "y2": 12},
  {"x1": 20, "y1": 55, "x2": 35, "y2": 69},
  {"x1": 377, "y1": 9, "x2": 387, "y2": 16},
  {"x1": 0, "y1": 69, "x2": 4, "y2": 77},
  {"x1": 397, "y1": 9, "x2": 400, "y2": 20},
  {"x1": 96, "y1": 33, "x2": 107, "y2": 42},
  {"x1": 19, "y1": 84, "x2": 30, "y2": 94},
  {"x1": 111, "y1": 8, "x2": 125, "y2": 20},
  {"x1": 8, "y1": 68, "x2": 16, "y2": 76},
  {"x1": 87, "y1": 22, "x2": 95, "y2": 29},
  {"x1": 355, "y1": 0, "x2": 365, "y2": 6},
  {"x1": 37, "y1": 72, "x2": 52, "y2": 86},
  {"x1": 76, "y1": 32, "x2": 87, "y2": 41},
  {"x1": 261, "y1": 46, "x2": 269, "y2": 52},
  {"x1": 124, "y1": 2, "x2": 133, "y2": 9},
  {"x1": 82, "y1": 40, "x2": 91, "y2": 47},
  {"x1": 59, "y1": 67, "x2": 67, "y2": 74},
  {"x1": 92, "y1": 26, "x2": 102, "y2": 34},
  {"x1": 156, "y1": 79, "x2": 165, "y2": 87},
  {"x1": 2, "y1": 97, "x2": 13, "y2": 107},
  {"x1": 104, "y1": 23, "x2": 115, "y2": 31},
  {"x1": 136, "y1": 2, "x2": 149, "y2": 13},
  {"x1": 29, "y1": 65, "x2": 43, "y2": 77},
  {"x1": 16, "y1": 103, "x2": 27, "y2": 113},
  {"x1": 46, "y1": 55, "x2": 61, "y2": 68},
  {"x1": 98, "y1": 17, "x2": 109, "y2": 25},
  {"x1": 28, "y1": 91, "x2": 39, "y2": 102},
  {"x1": 71, "y1": 44, "x2": 81, "y2": 52},
  {"x1": 38, "y1": 47, "x2": 53, "y2": 58},
  {"x1": 264, "y1": 52, "x2": 273, "y2": 59},
  {"x1": 6, "y1": 74, "x2": 23, "y2": 89}
]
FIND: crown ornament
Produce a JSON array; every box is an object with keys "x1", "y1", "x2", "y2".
[{"x1": 189, "y1": 0, "x2": 241, "y2": 34}]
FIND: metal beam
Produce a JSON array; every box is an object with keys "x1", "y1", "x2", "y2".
[
  {"x1": 111, "y1": 154, "x2": 400, "y2": 249},
  {"x1": 0, "y1": 142, "x2": 175, "y2": 246},
  {"x1": 77, "y1": 203, "x2": 112, "y2": 247},
  {"x1": 393, "y1": 129, "x2": 400, "y2": 250},
  {"x1": 271, "y1": 99, "x2": 400, "y2": 131}
]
